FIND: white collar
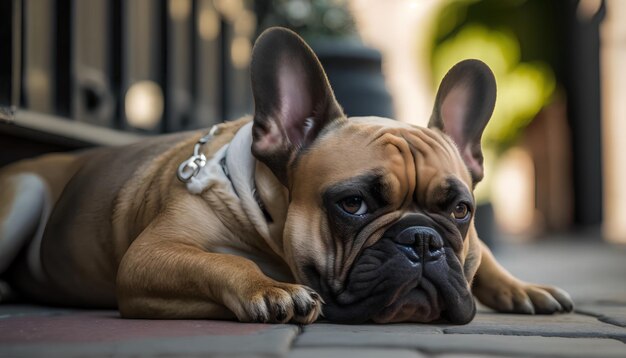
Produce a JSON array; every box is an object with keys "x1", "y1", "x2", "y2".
[{"x1": 184, "y1": 122, "x2": 274, "y2": 245}]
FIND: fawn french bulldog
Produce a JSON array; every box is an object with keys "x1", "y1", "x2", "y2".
[{"x1": 0, "y1": 27, "x2": 572, "y2": 324}]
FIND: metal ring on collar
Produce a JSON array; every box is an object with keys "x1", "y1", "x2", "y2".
[{"x1": 176, "y1": 125, "x2": 219, "y2": 183}]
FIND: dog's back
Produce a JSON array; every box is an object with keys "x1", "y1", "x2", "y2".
[{"x1": 0, "y1": 131, "x2": 195, "y2": 305}]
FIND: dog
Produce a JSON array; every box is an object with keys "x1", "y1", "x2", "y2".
[{"x1": 0, "y1": 27, "x2": 572, "y2": 324}]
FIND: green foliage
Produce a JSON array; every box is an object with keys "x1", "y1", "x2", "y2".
[{"x1": 430, "y1": 0, "x2": 557, "y2": 153}]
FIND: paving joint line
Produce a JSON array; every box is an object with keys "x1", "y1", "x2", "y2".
[
  {"x1": 440, "y1": 329, "x2": 626, "y2": 344},
  {"x1": 596, "y1": 316, "x2": 626, "y2": 330},
  {"x1": 575, "y1": 308, "x2": 626, "y2": 330}
]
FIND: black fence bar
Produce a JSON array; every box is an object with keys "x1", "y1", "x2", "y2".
[
  {"x1": 0, "y1": 0, "x2": 19, "y2": 120},
  {"x1": 0, "y1": 0, "x2": 13, "y2": 109},
  {"x1": 55, "y1": 0, "x2": 73, "y2": 118},
  {"x1": 160, "y1": 0, "x2": 170, "y2": 133},
  {"x1": 110, "y1": 0, "x2": 123, "y2": 130},
  {"x1": 563, "y1": 0, "x2": 605, "y2": 227}
]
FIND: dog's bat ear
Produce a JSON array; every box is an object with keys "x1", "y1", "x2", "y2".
[
  {"x1": 428, "y1": 59, "x2": 497, "y2": 185},
  {"x1": 250, "y1": 27, "x2": 345, "y2": 185}
]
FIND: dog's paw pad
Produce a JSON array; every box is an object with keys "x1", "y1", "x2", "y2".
[
  {"x1": 290, "y1": 286, "x2": 323, "y2": 324},
  {"x1": 487, "y1": 283, "x2": 573, "y2": 315},
  {"x1": 235, "y1": 283, "x2": 322, "y2": 324},
  {"x1": 525, "y1": 285, "x2": 574, "y2": 313}
]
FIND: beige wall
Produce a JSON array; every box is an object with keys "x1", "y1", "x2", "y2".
[
  {"x1": 601, "y1": 0, "x2": 626, "y2": 242},
  {"x1": 350, "y1": 0, "x2": 443, "y2": 126}
]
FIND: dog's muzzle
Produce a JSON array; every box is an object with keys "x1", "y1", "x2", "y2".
[{"x1": 320, "y1": 214, "x2": 475, "y2": 324}]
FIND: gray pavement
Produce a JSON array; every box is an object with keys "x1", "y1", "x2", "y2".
[{"x1": 1, "y1": 239, "x2": 625, "y2": 357}]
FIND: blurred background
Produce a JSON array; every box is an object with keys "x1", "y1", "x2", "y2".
[{"x1": 0, "y1": 0, "x2": 624, "y2": 245}]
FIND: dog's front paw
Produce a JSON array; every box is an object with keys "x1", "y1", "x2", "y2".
[
  {"x1": 476, "y1": 281, "x2": 574, "y2": 315},
  {"x1": 227, "y1": 282, "x2": 323, "y2": 324}
]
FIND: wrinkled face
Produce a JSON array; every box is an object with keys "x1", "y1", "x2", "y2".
[
  {"x1": 282, "y1": 117, "x2": 480, "y2": 324},
  {"x1": 249, "y1": 28, "x2": 496, "y2": 324}
]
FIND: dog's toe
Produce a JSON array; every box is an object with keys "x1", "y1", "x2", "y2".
[
  {"x1": 526, "y1": 285, "x2": 574, "y2": 313},
  {"x1": 236, "y1": 282, "x2": 322, "y2": 324},
  {"x1": 290, "y1": 286, "x2": 323, "y2": 324},
  {"x1": 504, "y1": 283, "x2": 573, "y2": 315}
]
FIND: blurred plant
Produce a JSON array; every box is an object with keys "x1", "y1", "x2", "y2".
[
  {"x1": 430, "y1": 0, "x2": 557, "y2": 154},
  {"x1": 429, "y1": 0, "x2": 561, "y2": 206},
  {"x1": 432, "y1": 25, "x2": 555, "y2": 153},
  {"x1": 255, "y1": 0, "x2": 357, "y2": 39}
]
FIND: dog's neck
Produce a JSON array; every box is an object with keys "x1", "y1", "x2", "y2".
[
  {"x1": 254, "y1": 160, "x2": 289, "y2": 255},
  {"x1": 223, "y1": 122, "x2": 289, "y2": 258}
]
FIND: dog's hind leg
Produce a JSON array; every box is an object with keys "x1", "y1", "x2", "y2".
[{"x1": 0, "y1": 173, "x2": 50, "y2": 301}]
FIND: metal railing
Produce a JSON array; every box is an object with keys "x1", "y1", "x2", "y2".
[{"x1": 0, "y1": 0, "x2": 255, "y2": 141}]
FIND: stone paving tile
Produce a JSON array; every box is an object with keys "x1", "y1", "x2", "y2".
[
  {"x1": 2, "y1": 334, "x2": 299, "y2": 358},
  {"x1": 294, "y1": 322, "x2": 443, "y2": 347},
  {"x1": 295, "y1": 330, "x2": 626, "y2": 357},
  {"x1": 442, "y1": 312, "x2": 626, "y2": 342},
  {"x1": 0, "y1": 307, "x2": 298, "y2": 358},
  {"x1": 289, "y1": 348, "x2": 425, "y2": 358},
  {"x1": 1, "y1": 242, "x2": 624, "y2": 357},
  {"x1": 435, "y1": 355, "x2": 511, "y2": 358},
  {"x1": 492, "y1": 241, "x2": 626, "y2": 303},
  {"x1": 0, "y1": 303, "x2": 76, "y2": 318},
  {"x1": 576, "y1": 303, "x2": 626, "y2": 328}
]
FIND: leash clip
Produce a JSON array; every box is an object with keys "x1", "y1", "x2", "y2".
[{"x1": 177, "y1": 125, "x2": 220, "y2": 183}]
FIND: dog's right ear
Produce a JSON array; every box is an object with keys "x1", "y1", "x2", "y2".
[
  {"x1": 250, "y1": 27, "x2": 345, "y2": 185},
  {"x1": 428, "y1": 59, "x2": 497, "y2": 185}
]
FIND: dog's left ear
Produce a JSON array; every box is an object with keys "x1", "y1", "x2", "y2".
[
  {"x1": 250, "y1": 27, "x2": 345, "y2": 185},
  {"x1": 428, "y1": 59, "x2": 496, "y2": 185}
]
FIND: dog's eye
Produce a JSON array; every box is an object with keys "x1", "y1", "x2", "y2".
[
  {"x1": 451, "y1": 203, "x2": 470, "y2": 221},
  {"x1": 339, "y1": 196, "x2": 368, "y2": 215}
]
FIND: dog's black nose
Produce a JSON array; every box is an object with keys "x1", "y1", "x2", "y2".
[{"x1": 394, "y1": 226, "x2": 444, "y2": 261}]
